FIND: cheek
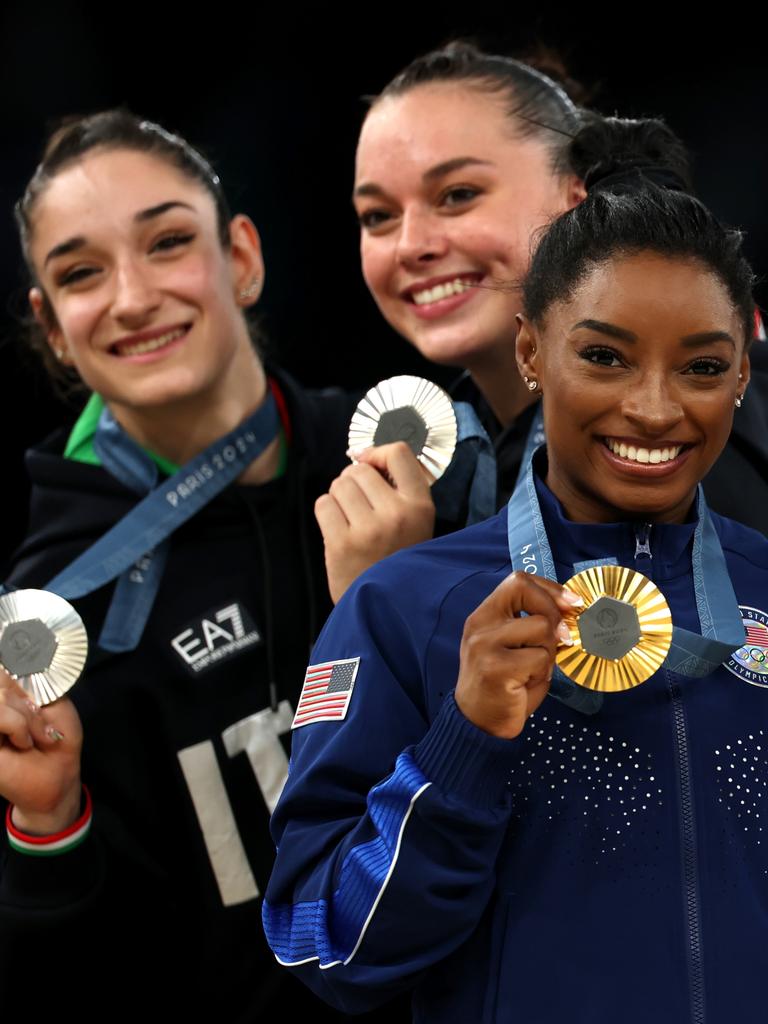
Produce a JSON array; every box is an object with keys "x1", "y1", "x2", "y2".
[
  {"x1": 360, "y1": 240, "x2": 390, "y2": 298},
  {"x1": 53, "y1": 296, "x2": 102, "y2": 349}
]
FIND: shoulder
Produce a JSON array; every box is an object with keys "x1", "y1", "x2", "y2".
[
  {"x1": 9, "y1": 435, "x2": 134, "y2": 587},
  {"x1": 713, "y1": 514, "x2": 768, "y2": 614},
  {"x1": 713, "y1": 512, "x2": 768, "y2": 568},
  {"x1": 269, "y1": 367, "x2": 359, "y2": 483}
]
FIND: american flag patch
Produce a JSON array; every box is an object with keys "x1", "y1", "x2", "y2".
[
  {"x1": 744, "y1": 621, "x2": 768, "y2": 646},
  {"x1": 291, "y1": 657, "x2": 361, "y2": 730}
]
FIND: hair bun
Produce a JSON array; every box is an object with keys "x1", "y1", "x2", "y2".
[{"x1": 571, "y1": 115, "x2": 693, "y2": 196}]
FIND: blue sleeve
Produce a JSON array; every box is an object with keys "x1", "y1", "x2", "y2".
[{"x1": 263, "y1": 572, "x2": 520, "y2": 1014}]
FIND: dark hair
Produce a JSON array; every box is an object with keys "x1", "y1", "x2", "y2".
[
  {"x1": 371, "y1": 41, "x2": 583, "y2": 176},
  {"x1": 523, "y1": 116, "x2": 755, "y2": 345},
  {"x1": 15, "y1": 109, "x2": 233, "y2": 392}
]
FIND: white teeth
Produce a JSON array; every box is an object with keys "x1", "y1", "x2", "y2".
[
  {"x1": 412, "y1": 278, "x2": 475, "y2": 305},
  {"x1": 606, "y1": 439, "x2": 683, "y2": 464},
  {"x1": 117, "y1": 327, "x2": 186, "y2": 356}
]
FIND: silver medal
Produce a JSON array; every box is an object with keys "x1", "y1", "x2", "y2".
[
  {"x1": 0, "y1": 589, "x2": 88, "y2": 705},
  {"x1": 348, "y1": 376, "x2": 457, "y2": 482}
]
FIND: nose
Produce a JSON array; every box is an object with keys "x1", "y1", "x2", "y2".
[
  {"x1": 620, "y1": 370, "x2": 684, "y2": 436},
  {"x1": 395, "y1": 207, "x2": 449, "y2": 266},
  {"x1": 110, "y1": 256, "x2": 161, "y2": 324}
]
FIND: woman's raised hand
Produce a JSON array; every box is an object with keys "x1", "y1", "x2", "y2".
[
  {"x1": 0, "y1": 669, "x2": 83, "y2": 834},
  {"x1": 315, "y1": 441, "x2": 436, "y2": 604},
  {"x1": 455, "y1": 572, "x2": 582, "y2": 740}
]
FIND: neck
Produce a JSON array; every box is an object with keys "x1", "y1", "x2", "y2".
[
  {"x1": 467, "y1": 345, "x2": 537, "y2": 427},
  {"x1": 544, "y1": 462, "x2": 696, "y2": 526},
  {"x1": 107, "y1": 345, "x2": 281, "y2": 486}
]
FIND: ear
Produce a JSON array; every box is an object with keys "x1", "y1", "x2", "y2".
[
  {"x1": 515, "y1": 314, "x2": 541, "y2": 383},
  {"x1": 564, "y1": 173, "x2": 587, "y2": 211},
  {"x1": 228, "y1": 215, "x2": 265, "y2": 305},
  {"x1": 29, "y1": 287, "x2": 74, "y2": 366},
  {"x1": 738, "y1": 346, "x2": 751, "y2": 398}
]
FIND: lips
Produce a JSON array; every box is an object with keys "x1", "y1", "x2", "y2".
[{"x1": 110, "y1": 325, "x2": 189, "y2": 357}]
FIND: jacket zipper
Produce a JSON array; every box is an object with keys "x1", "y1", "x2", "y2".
[{"x1": 634, "y1": 523, "x2": 706, "y2": 1023}]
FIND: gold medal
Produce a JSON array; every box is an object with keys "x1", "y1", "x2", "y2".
[
  {"x1": 556, "y1": 566, "x2": 672, "y2": 692},
  {"x1": 348, "y1": 375, "x2": 457, "y2": 483},
  {"x1": 0, "y1": 589, "x2": 88, "y2": 705}
]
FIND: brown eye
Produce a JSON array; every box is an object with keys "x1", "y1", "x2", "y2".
[
  {"x1": 151, "y1": 232, "x2": 195, "y2": 253},
  {"x1": 685, "y1": 358, "x2": 730, "y2": 376},
  {"x1": 58, "y1": 266, "x2": 98, "y2": 286},
  {"x1": 441, "y1": 186, "x2": 481, "y2": 208},
  {"x1": 357, "y1": 209, "x2": 392, "y2": 230},
  {"x1": 580, "y1": 346, "x2": 623, "y2": 368}
]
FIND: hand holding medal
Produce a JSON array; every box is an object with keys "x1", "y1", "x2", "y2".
[
  {"x1": 455, "y1": 572, "x2": 584, "y2": 740},
  {"x1": 0, "y1": 590, "x2": 86, "y2": 834}
]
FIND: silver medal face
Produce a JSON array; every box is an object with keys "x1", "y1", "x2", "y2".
[
  {"x1": 348, "y1": 376, "x2": 457, "y2": 482},
  {"x1": 0, "y1": 590, "x2": 88, "y2": 705}
]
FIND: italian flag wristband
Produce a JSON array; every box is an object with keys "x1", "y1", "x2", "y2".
[{"x1": 6, "y1": 787, "x2": 92, "y2": 857}]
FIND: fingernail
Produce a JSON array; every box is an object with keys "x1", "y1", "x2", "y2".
[
  {"x1": 25, "y1": 700, "x2": 39, "y2": 714},
  {"x1": 557, "y1": 621, "x2": 574, "y2": 646},
  {"x1": 45, "y1": 726, "x2": 65, "y2": 742},
  {"x1": 346, "y1": 448, "x2": 364, "y2": 461},
  {"x1": 562, "y1": 589, "x2": 584, "y2": 607}
]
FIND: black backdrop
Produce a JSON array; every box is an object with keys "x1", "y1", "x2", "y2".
[{"x1": 1, "y1": 7, "x2": 766, "y2": 567}]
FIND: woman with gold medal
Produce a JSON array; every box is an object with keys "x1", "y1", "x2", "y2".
[{"x1": 263, "y1": 114, "x2": 767, "y2": 1022}]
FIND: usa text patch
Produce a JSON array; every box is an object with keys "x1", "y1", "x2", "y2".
[{"x1": 292, "y1": 658, "x2": 360, "y2": 729}]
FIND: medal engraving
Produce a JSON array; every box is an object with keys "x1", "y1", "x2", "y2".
[
  {"x1": 556, "y1": 565, "x2": 673, "y2": 692},
  {"x1": 372, "y1": 407, "x2": 428, "y2": 455},
  {"x1": 578, "y1": 597, "x2": 641, "y2": 660},
  {"x1": 0, "y1": 619, "x2": 58, "y2": 676},
  {"x1": 0, "y1": 590, "x2": 88, "y2": 705},
  {"x1": 348, "y1": 376, "x2": 458, "y2": 482}
]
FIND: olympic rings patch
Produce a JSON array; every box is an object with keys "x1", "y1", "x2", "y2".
[{"x1": 724, "y1": 606, "x2": 768, "y2": 688}]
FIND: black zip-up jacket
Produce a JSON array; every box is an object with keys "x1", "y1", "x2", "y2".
[{"x1": 0, "y1": 371, "x2": 406, "y2": 1022}]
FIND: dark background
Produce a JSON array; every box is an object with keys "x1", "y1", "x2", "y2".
[{"x1": 1, "y1": 7, "x2": 766, "y2": 567}]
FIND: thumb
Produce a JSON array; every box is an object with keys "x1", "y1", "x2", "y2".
[{"x1": 350, "y1": 442, "x2": 434, "y2": 496}]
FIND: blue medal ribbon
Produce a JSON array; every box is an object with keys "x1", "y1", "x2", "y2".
[
  {"x1": 506, "y1": 453, "x2": 746, "y2": 714},
  {"x1": 45, "y1": 390, "x2": 279, "y2": 652},
  {"x1": 514, "y1": 404, "x2": 545, "y2": 491},
  {"x1": 432, "y1": 401, "x2": 497, "y2": 525}
]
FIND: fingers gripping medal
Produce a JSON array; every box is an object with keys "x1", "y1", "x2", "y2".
[
  {"x1": 348, "y1": 376, "x2": 458, "y2": 482},
  {"x1": 0, "y1": 590, "x2": 88, "y2": 705},
  {"x1": 556, "y1": 566, "x2": 673, "y2": 692}
]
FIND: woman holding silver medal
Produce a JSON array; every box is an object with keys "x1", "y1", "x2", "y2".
[
  {"x1": 264, "y1": 116, "x2": 768, "y2": 1021},
  {"x1": 317, "y1": 42, "x2": 768, "y2": 605},
  {"x1": 0, "y1": 112, "x2": 410, "y2": 1021}
]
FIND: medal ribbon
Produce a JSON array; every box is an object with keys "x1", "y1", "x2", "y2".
[
  {"x1": 45, "y1": 389, "x2": 279, "y2": 652},
  {"x1": 432, "y1": 402, "x2": 496, "y2": 525},
  {"x1": 506, "y1": 454, "x2": 746, "y2": 713}
]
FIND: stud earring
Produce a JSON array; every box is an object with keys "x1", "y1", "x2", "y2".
[
  {"x1": 735, "y1": 395, "x2": 743, "y2": 408},
  {"x1": 54, "y1": 347, "x2": 65, "y2": 361},
  {"x1": 523, "y1": 376, "x2": 538, "y2": 392},
  {"x1": 239, "y1": 280, "x2": 260, "y2": 301}
]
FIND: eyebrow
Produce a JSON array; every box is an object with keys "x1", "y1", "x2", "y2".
[
  {"x1": 353, "y1": 156, "x2": 493, "y2": 200},
  {"x1": 571, "y1": 319, "x2": 637, "y2": 343},
  {"x1": 571, "y1": 320, "x2": 737, "y2": 350},
  {"x1": 44, "y1": 200, "x2": 196, "y2": 265}
]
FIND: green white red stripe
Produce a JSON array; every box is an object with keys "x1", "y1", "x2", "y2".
[{"x1": 6, "y1": 787, "x2": 92, "y2": 856}]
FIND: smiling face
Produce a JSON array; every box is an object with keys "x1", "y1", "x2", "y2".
[
  {"x1": 354, "y1": 83, "x2": 585, "y2": 372},
  {"x1": 27, "y1": 147, "x2": 263, "y2": 413},
  {"x1": 516, "y1": 253, "x2": 749, "y2": 524}
]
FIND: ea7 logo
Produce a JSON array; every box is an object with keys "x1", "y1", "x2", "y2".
[{"x1": 171, "y1": 602, "x2": 261, "y2": 675}]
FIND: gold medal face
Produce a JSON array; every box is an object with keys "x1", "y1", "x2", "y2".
[
  {"x1": 0, "y1": 589, "x2": 88, "y2": 705},
  {"x1": 348, "y1": 375, "x2": 457, "y2": 483},
  {"x1": 556, "y1": 566, "x2": 672, "y2": 692}
]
